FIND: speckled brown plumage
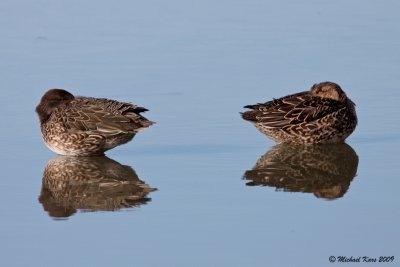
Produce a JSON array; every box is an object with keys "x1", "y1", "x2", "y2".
[
  {"x1": 241, "y1": 82, "x2": 357, "y2": 144},
  {"x1": 243, "y1": 144, "x2": 359, "y2": 199},
  {"x1": 39, "y1": 156, "x2": 156, "y2": 218},
  {"x1": 36, "y1": 89, "x2": 154, "y2": 156}
]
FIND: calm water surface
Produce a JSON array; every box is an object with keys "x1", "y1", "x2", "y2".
[{"x1": 1, "y1": 1, "x2": 399, "y2": 266}]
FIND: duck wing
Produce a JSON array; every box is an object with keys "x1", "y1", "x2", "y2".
[
  {"x1": 61, "y1": 97, "x2": 154, "y2": 136},
  {"x1": 242, "y1": 91, "x2": 346, "y2": 128}
]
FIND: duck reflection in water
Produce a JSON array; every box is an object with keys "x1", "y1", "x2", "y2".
[
  {"x1": 39, "y1": 156, "x2": 156, "y2": 218},
  {"x1": 243, "y1": 144, "x2": 359, "y2": 199}
]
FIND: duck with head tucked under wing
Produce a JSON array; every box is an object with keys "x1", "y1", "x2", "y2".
[
  {"x1": 36, "y1": 89, "x2": 154, "y2": 156},
  {"x1": 241, "y1": 82, "x2": 357, "y2": 144}
]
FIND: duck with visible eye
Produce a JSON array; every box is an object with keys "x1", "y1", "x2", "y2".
[
  {"x1": 36, "y1": 89, "x2": 154, "y2": 156},
  {"x1": 241, "y1": 82, "x2": 357, "y2": 144}
]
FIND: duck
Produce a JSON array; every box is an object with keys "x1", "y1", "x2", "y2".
[
  {"x1": 241, "y1": 82, "x2": 357, "y2": 144},
  {"x1": 39, "y1": 156, "x2": 156, "y2": 218},
  {"x1": 243, "y1": 143, "x2": 359, "y2": 199},
  {"x1": 36, "y1": 89, "x2": 154, "y2": 156}
]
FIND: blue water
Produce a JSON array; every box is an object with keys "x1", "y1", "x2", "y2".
[{"x1": 0, "y1": 0, "x2": 399, "y2": 266}]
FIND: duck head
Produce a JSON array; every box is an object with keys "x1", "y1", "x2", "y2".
[
  {"x1": 310, "y1": 81, "x2": 348, "y2": 102},
  {"x1": 36, "y1": 89, "x2": 74, "y2": 124}
]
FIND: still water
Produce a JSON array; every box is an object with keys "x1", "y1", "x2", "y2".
[{"x1": 1, "y1": 0, "x2": 399, "y2": 266}]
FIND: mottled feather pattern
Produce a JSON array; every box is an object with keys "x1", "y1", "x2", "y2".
[
  {"x1": 36, "y1": 89, "x2": 154, "y2": 156},
  {"x1": 63, "y1": 97, "x2": 152, "y2": 135},
  {"x1": 242, "y1": 82, "x2": 357, "y2": 144},
  {"x1": 243, "y1": 144, "x2": 359, "y2": 199},
  {"x1": 39, "y1": 156, "x2": 156, "y2": 217}
]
